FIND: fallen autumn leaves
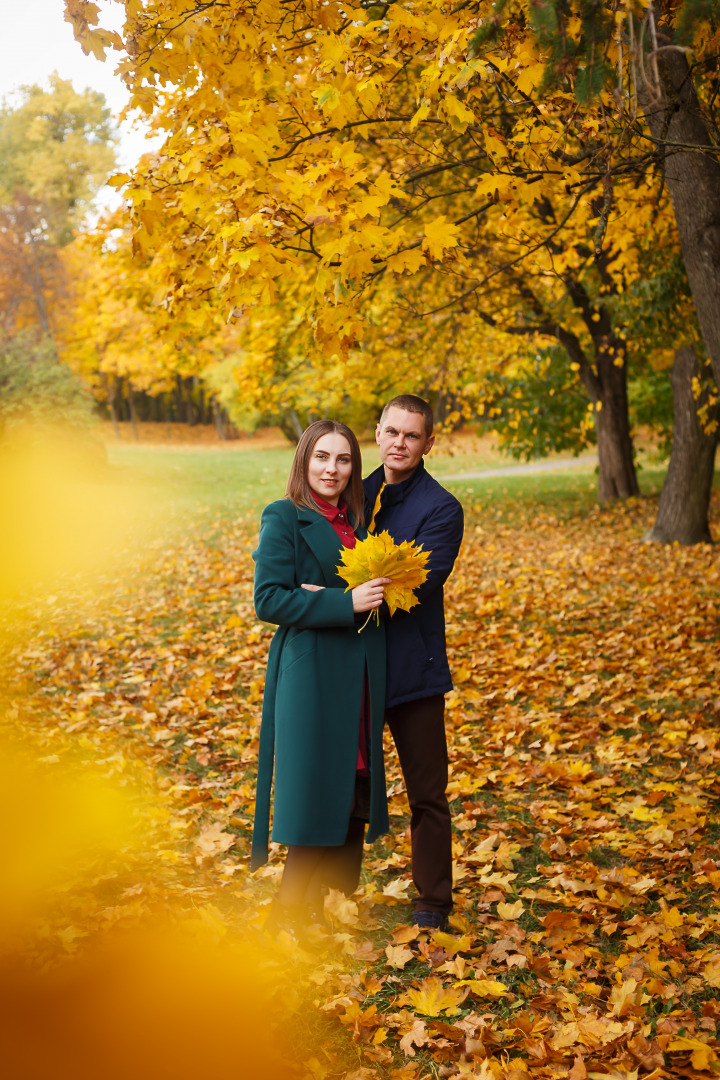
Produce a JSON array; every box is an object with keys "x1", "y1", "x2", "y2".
[{"x1": 1, "y1": 489, "x2": 719, "y2": 1079}]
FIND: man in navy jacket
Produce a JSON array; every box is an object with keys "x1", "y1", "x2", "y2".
[{"x1": 364, "y1": 395, "x2": 464, "y2": 928}]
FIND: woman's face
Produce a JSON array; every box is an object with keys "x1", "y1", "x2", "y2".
[{"x1": 307, "y1": 432, "x2": 353, "y2": 506}]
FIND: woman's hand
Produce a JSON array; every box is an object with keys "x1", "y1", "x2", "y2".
[
  {"x1": 301, "y1": 583, "x2": 324, "y2": 592},
  {"x1": 351, "y1": 577, "x2": 392, "y2": 613}
]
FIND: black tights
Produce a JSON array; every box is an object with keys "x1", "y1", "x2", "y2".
[{"x1": 277, "y1": 819, "x2": 366, "y2": 910}]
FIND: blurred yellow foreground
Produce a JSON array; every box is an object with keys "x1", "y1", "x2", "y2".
[
  {"x1": 0, "y1": 426, "x2": 152, "y2": 601},
  {"x1": 0, "y1": 430, "x2": 299, "y2": 1079},
  {"x1": 0, "y1": 734, "x2": 301, "y2": 1079}
]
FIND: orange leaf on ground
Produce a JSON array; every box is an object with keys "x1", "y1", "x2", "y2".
[
  {"x1": 398, "y1": 1018, "x2": 428, "y2": 1056},
  {"x1": 385, "y1": 944, "x2": 414, "y2": 969}
]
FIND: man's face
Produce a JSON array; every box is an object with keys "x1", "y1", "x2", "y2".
[{"x1": 376, "y1": 406, "x2": 435, "y2": 482}]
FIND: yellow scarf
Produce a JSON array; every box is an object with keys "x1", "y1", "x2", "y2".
[{"x1": 367, "y1": 482, "x2": 386, "y2": 533}]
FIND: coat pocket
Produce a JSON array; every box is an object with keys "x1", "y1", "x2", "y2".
[{"x1": 280, "y1": 628, "x2": 316, "y2": 675}]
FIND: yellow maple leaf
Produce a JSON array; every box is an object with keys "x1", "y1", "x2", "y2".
[
  {"x1": 497, "y1": 899, "x2": 525, "y2": 920},
  {"x1": 409, "y1": 99, "x2": 430, "y2": 130},
  {"x1": 443, "y1": 94, "x2": 475, "y2": 131},
  {"x1": 463, "y1": 978, "x2": 510, "y2": 999},
  {"x1": 516, "y1": 61, "x2": 546, "y2": 95},
  {"x1": 431, "y1": 930, "x2": 475, "y2": 955},
  {"x1": 405, "y1": 976, "x2": 468, "y2": 1016},
  {"x1": 668, "y1": 1035, "x2": 719, "y2": 1071},
  {"x1": 383, "y1": 877, "x2": 412, "y2": 900},
  {"x1": 194, "y1": 823, "x2": 235, "y2": 857},
  {"x1": 421, "y1": 217, "x2": 460, "y2": 260},
  {"x1": 609, "y1": 976, "x2": 642, "y2": 1017},
  {"x1": 386, "y1": 248, "x2": 427, "y2": 275},
  {"x1": 659, "y1": 901, "x2": 684, "y2": 928},
  {"x1": 336, "y1": 531, "x2": 430, "y2": 617},
  {"x1": 385, "y1": 943, "x2": 414, "y2": 969},
  {"x1": 475, "y1": 172, "x2": 515, "y2": 199},
  {"x1": 484, "y1": 131, "x2": 508, "y2": 161},
  {"x1": 324, "y1": 887, "x2": 361, "y2": 927},
  {"x1": 549, "y1": 1021, "x2": 580, "y2": 1051}
]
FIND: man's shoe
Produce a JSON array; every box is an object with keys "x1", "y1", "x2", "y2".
[{"x1": 413, "y1": 910, "x2": 448, "y2": 932}]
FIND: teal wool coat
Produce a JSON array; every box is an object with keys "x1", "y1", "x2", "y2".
[{"x1": 250, "y1": 499, "x2": 388, "y2": 870}]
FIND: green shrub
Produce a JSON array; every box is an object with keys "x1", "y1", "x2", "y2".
[{"x1": 0, "y1": 333, "x2": 95, "y2": 435}]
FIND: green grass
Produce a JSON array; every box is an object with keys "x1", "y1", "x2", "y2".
[
  {"x1": 105, "y1": 442, "x2": 295, "y2": 519},
  {"x1": 428, "y1": 467, "x2": 671, "y2": 529},
  {"x1": 104, "y1": 440, "x2": 673, "y2": 530}
]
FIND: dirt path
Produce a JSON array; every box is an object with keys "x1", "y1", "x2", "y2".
[{"x1": 442, "y1": 453, "x2": 597, "y2": 482}]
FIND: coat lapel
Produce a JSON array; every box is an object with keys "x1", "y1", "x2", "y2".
[{"x1": 297, "y1": 507, "x2": 345, "y2": 586}]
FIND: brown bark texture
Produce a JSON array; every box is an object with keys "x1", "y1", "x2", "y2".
[
  {"x1": 127, "y1": 383, "x2": 139, "y2": 442},
  {"x1": 641, "y1": 22, "x2": 720, "y2": 391},
  {"x1": 644, "y1": 346, "x2": 718, "y2": 545},
  {"x1": 561, "y1": 322, "x2": 639, "y2": 502},
  {"x1": 591, "y1": 352, "x2": 639, "y2": 503}
]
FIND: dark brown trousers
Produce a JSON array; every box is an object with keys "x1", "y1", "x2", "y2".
[{"x1": 386, "y1": 694, "x2": 453, "y2": 915}]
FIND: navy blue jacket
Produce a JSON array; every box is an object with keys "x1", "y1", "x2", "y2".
[{"x1": 363, "y1": 461, "x2": 464, "y2": 708}]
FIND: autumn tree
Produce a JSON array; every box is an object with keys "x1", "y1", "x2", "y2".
[
  {"x1": 66, "y1": 1, "x2": 717, "y2": 505},
  {"x1": 488, "y1": 238, "x2": 707, "y2": 462},
  {"x1": 0, "y1": 75, "x2": 116, "y2": 337},
  {"x1": 524, "y1": 0, "x2": 720, "y2": 391},
  {"x1": 58, "y1": 219, "x2": 251, "y2": 438},
  {"x1": 615, "y1": 244, "x2": 718, "y2": 544},
  {"x1": 519, "y1": 0, "x2": 720, "y2": 537},
  {"x1": 622, "y1": 1, "x2": 720, "y2": 539},
  {"x1": 225, "y1": 265, "x2": 483, "y2": 438}
]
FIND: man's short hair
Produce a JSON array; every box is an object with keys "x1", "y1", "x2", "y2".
[{"x1": 379, "y1": 395, "x2": 434, "y2": 437}]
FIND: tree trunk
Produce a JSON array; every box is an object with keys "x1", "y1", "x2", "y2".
[
  {"x1": 644, "y1": 346, "x2": 718, "y2": 544},
  {"x1": 277, "y1": 409, "x2": 304, "y2": 444},
  {"x1": 104, "y1": 373, "x2": 120, "y2": 439},
  {"x1": 158, "y1": 391, "x2": 169, "y2": 434},
  {"x1": 27, "y1": 237, "x2": 52, "y2": 337},
  {"x1": 211, "y1": 396, "x2": 226, "y2": 440},
  {"x1": 640, "y1": 16, "x2": 720, "y2": 391},
  {"x1": 592, "y1": 354, "x2": 639, "y2": 502},
  {"x1": 224, "y1": 407, "x2": 237, "y2": 440},
  {"x1": 186, "y1": 376, "x2": 197, "y2": 425},
  {"x1": 558, "y1": 323, "x2": 639, "y2": 501},
  {"x1": 174, "y1": 374, "x2": 184, "y2": 422},
  {"x1": 127, "y1": 381, "x2": 139, "y2": 441}
]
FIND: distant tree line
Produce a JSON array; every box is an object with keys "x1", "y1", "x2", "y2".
[{"x1": 102, "y1": 374, "x2": 238, "y2": 441}]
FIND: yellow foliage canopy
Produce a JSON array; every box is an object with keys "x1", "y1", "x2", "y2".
[
  {"x1": 57, "y1": 0, "x2": 714, "y2": 470},
  {"x1": 63, "y1": 0, "x2": 714, "y2": 366}
]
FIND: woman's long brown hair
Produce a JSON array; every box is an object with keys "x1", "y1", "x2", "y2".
[{"x1": 285, "y1": 420, "x2": 365, "y2": 526}]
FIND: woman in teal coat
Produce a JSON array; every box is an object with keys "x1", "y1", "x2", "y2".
[{"x1": 251, "y1": 420, "x2": 391, "y2": 924}]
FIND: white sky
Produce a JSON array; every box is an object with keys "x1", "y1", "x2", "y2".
[{"x1": 0, "y1": 0, "x2": 160, "y2": 204}]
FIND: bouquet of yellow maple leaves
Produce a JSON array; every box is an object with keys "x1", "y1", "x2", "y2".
[{"x1": 336, "y1": 530, "x2": 430, "y2": 629}]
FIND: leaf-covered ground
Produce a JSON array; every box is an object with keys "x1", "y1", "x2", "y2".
[{"x1": 2, "y1": 486, "x2": 720, "y2": 1080}]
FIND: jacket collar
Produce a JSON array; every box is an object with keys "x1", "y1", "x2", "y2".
[
  {"x1": 366, "y1": 459, "x2": 427, "y2": 506},
  {"x1": 296, "y1": 505, "x2": 345, "y2": 586}
]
